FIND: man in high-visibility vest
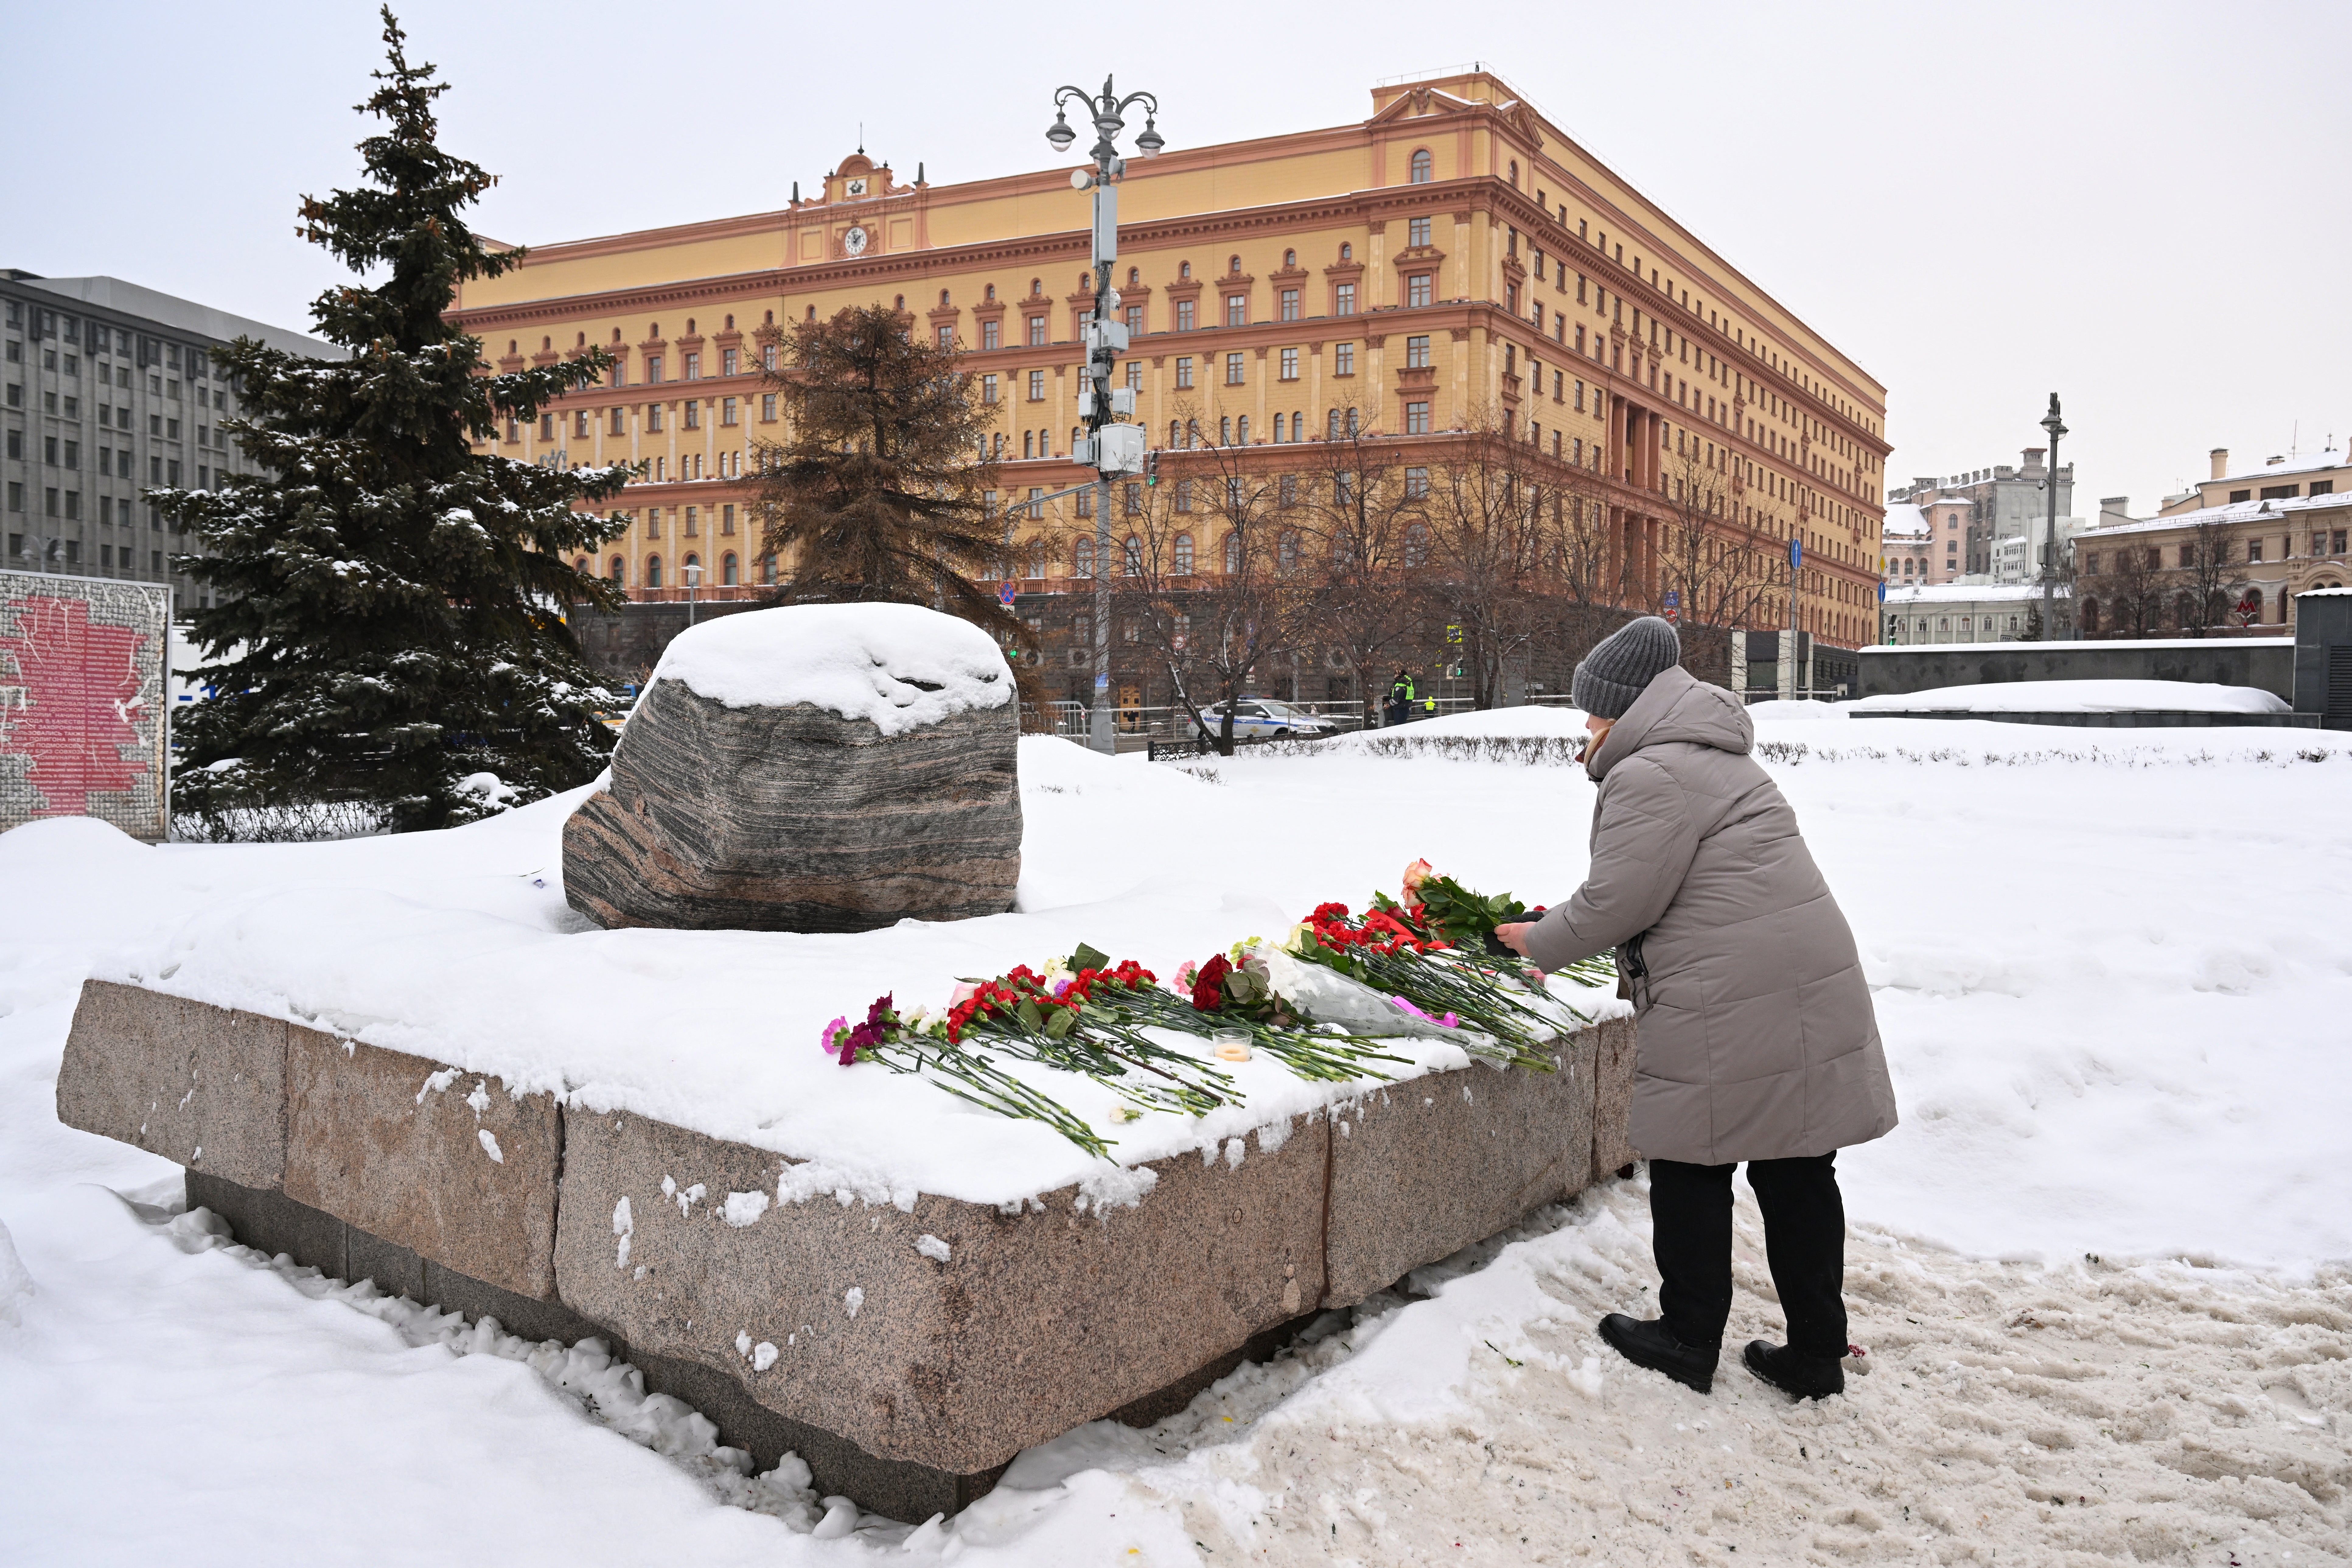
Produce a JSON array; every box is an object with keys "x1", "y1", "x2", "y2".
[{"x1": 1385, "y1": 669, "x2": 1415, "y2": 727}]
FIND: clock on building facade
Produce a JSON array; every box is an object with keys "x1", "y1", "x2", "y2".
[{"x1": 843, "y1": 225, "x2": 869, "y2": 256}]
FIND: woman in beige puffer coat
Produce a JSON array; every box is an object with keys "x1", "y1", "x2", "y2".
[{"x1": 1498, "y1": 616, "x2": 1897, "y2": 1401}]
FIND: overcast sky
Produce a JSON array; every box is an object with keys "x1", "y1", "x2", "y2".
[{"x1": 9, "y1": 0, "x2": 2344, "y2": 515}]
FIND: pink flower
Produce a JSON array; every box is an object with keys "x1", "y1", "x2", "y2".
[
  {"x1": 820, "y1": 1015, "x2": 849, "y2": 1052},
  {"x1": 1174, "y1": 959, "x2": 1199, "y2": 990},
  {"x1": 1389, "y1": 995, "x2": 1459, "y2": 1030},
  {"x1": 948, "y1": 981, "x2": 980, "y2": 1008}
]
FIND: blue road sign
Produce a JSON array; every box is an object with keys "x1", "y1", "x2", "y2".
[
  {"x1": 998, "y1": 580, "x2": 1018, "y2": 607},
  {"x1": 1790, "y1": 538, "x2": 1803, "y2": 570}
]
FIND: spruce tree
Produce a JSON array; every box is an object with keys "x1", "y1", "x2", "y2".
[
  {"x1": 748, "y1": 305, "x2": 1034, "y2": 662},
  {"x1": 157, "y1": 8, "x2": 628, "y2": 835}
]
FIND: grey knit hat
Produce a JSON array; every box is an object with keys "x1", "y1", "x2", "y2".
[{"x1": 1572, "y1": 616, "x2": 1682, "y2": 719}]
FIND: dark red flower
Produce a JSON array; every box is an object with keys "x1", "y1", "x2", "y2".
[{"x1": 1191, "y1": 954, "x2": 1232, "y2": 1011}]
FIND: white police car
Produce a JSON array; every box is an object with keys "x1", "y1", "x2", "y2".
[{"x1": 1193, "y1": 697, "x2": 1336, "y2": 741}]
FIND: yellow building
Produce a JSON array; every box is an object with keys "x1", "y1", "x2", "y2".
[{"x1": 453, "y1": 68, "x2": 1890, "y2": 647}]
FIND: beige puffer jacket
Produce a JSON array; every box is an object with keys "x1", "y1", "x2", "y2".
[{"x1": 1523, "y1": 666, "x2": 1897, "y2": 1165}]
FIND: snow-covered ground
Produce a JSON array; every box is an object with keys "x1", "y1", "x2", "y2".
[
  {"x1": 1849, "y1": 678, "x2": 2292, "y2": 714},
  {"x1": 2, "y1": 714, "x2": 2348, "y2": 1564}
]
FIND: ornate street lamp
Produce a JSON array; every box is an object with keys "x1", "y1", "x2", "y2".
[
  {"x1": 2039, "y1": 394, "x2": 2067, "y2": 639},
  {"x1": 1045, "y1": 76, "x2": 1164, "y2": 754}
]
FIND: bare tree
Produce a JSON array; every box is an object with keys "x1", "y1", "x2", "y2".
[
  {"x1": 1300, "y1": 404, "x2": 1424, "y2": 721},
  {"x1": 1415, "y1": 417, "x2": 1560, "y2": 709},
  {"x1": 2082, "y1": 538, "x2": 2165, "y2": 637},
  {"x1": 1654, "y1": 429, "x2": 1786, "y2": 679},
  {"x1": 2175, "y1": 517, "x2": 2246, "y2": 637},
  {"x1": 1107, "y1": 409, "x2": 1324, "y2": 755}
]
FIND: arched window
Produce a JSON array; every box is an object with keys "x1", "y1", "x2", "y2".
[
  {"x1": 1278, "y1": 531, "x2": 1300, "y2": 573},
  {"x1": 724, "y1": 314, "x2": 735, "y2": 330},
  {"x1": 762, "y1": 553, "x2": 778, "y2": 585},
  {"x1": 1174, "y1": 533, "x2": 1195, "y2": 575},
  {"x1": 2080, "y1": 598, "x2": 2100, "y2": 636},
  {"x1": 722, "y1": 552, "x2": 739, "y2": 586},
  {"x1": 1179, "y1": 261, "x2": 1192, "y2": 280},
  {"x1": 1023, "y1": 431, "x2": 1035, "y2": 459},
  {"x1": 1508, "y1": 159, "x2": 1519, "y2": 187},
  {"x1": 763, "y1": 309, "x2": 774, "y2": 324},
  {"x1": 646, "y1": 555, "x2": 664, "y2": 589},
  {"x1": 984, "y1": 284, "x2": 996, "y2": 302},
  {"x1": 1339, "y1": 242, "x2": 1352, "y2": 261},
  {"x1": 1220, "y1": 416, "x2": 1233, "y2": 446},
  {"x1": 612, "y1": 327, "x2": 623, "y2": 342},
  {"x1": 1070, "y1": 426, "x2": 1082, "y2": 452},
  {"x1": 1074, "y1": 536, "x2": 1095, "y2": 578},
  {"x1": 939, "y1": 288, "x2": 951, "y2": 306},
  {"x1": 1236, "y1": 415, "x2": 1250, "y2": 445},
  {"x1": 686, "y1": 320, "x2": 696, "y2": 335},
  {"x1": 1026, "y1": 537, "x2": 1047, "y2": 579},
  {"x1": 1127, "y1": 266, "x2": 1139, "y2": 285},
  {"x1": 1123, "y1": 535, "x2": 1143, "y2": 576},
  {"x1": 682, "y1": 552, "x2": 700, "y2": 582},
  {"x1": 1273, "y1": 413, "x2": 1286, "y2": 444},
  {"x1": 542, "y1": 336, "x2": 552, "y2": 351},
  {"x1": 1223, "y1": 533, "x2": 1241, "y2": 574},
  {"x1": 573, "y1": 556, "x2": 589, "y2": 573},
  {"x1": 1169, "y1": 419, "x2": 1181, "y2": 447},
  {"x1": 1029, "y1": 278, "x2": 1041, "y2": 295},
  {"x1": 1283, "y1": 248, "x2": 1296, "y2": 267},
  {"x1": 1186, "y1": 419, "x2": 1200, "y2": 449},
  {"x1": 893, "y1": 295, "x2": 904, "y2": 310},
  {"x1": 1405, "y1": 523, "x2": 1429, "y2": 567},
  {"x1": 1410, "y1": 148, "x2": 1433, "y2": 183},
  {"x1": 608, "y1": 556, "x2": 625, "y2": 584},
  {"x1": 1229, "y1": 255, "x2": 1242, "y2": 274}
]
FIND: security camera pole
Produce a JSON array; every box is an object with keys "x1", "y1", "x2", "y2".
[{"x1": 1046, "y1": 77, "x2": 1164, "y2": 754}]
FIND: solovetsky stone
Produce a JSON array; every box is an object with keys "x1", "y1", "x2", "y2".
[{"x1": 563, "y1": 603, "x2": 1021, "y2": 933}]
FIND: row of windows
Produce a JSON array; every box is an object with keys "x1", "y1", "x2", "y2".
[
  {"x1": 4, "y1": 299, "x2": 213, "y2": 378},
  {"x1": 585, "y1": 549, "x2": 769, "y2": 590}
]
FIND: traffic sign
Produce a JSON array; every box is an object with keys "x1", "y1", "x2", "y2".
[
  {"x1": 998, "y1": 581, "x2": 1017, "y2": 607},
  {"x1": 1662, "y1": 588, "x2": 1679, "y2": 623},
  {"x1": 1790, "y1": 538, "x2": 1803, "y2": 570}
]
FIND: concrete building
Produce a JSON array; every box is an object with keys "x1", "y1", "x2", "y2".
[
  {"x1": 448, "y1": 66, "x2": 1891, "y2": 651},
  {"x1": 1881, "y1": 500, "x2": 1931, "y2": 585},
  {"x1": 2, "y1": 271, "x2": 333, "y2": 606},
  {"x1": 1880, "y1": 581, "x2": 2068, "y2": 645},
  {"x1": 1886, "y1": 447, "x2": 2074, "y2": 582},
  {"x1": 2069, "y1": 489, "x2": 2350, "y2": 634}
]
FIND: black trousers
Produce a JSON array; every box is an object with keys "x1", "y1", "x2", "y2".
[{"x1": 1648, "y1": 1151, "x2": 1848, "y2": 1359}]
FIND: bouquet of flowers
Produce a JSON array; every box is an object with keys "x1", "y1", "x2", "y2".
[{"x1": 819, "y1": 994, "x2": 1116, "y2": 1158}]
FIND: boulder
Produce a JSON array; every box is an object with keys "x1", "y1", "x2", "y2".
[{"x1": 564, "y1": 602, "x2": 1021, "y2": 932}]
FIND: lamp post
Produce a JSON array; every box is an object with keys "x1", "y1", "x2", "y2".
[
  {"x1": 1045, "y1": 76, "x2": 1164, "y2": 754},
  {"x1": 683, "y1": 559, "x2": 702, "y2": 626},
  {"x1": 2039, "y1": 393, "x2": 2066, "y2": 640}
]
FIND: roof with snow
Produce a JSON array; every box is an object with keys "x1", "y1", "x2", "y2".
[
  {"x1": 2214, "y1": 447, "x2": 2347, "y2": 484},
  {"x1": 1881, "y1": 503, "x2": 1929, "y2": 540},
  {"x1": 1884, "y1": 582, "x2": 2069, "y2": 605},
  {"x1": 2075, "y1": 489, "x2": 2352, "y2": 540}
]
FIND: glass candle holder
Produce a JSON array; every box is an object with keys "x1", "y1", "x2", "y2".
[{"x1": 1211, "y1": 1027, "x2": 1252, "y2": 1063}]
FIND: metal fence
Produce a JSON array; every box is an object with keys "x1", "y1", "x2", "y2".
[{"x1": 1026, "y1": 693, "x2": 1584, "y2": 752}]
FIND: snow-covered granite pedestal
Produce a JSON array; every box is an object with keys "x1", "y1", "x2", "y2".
[
  {"x1": 563, "y1": 604, "x2": 1022, "y2": 933},
  {"x1": 56, "y1": 979, "x2": 1635, "y2": 1521}
]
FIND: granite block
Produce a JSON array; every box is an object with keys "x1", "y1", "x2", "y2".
[
  {"x1": 1591, "y1": 1015, "x2": 1640, "y2": 1180},
  {"x1": 1323, "y1": 1028, "x2": 1599, "y2": 1307},
  {"x1": 186, "y1": 1168, "x2": 346, "y2": 1276},
  {"x1": 283, "y1": 1028, "x2": 561, "y2": 1301},
  {"x1": 57, "y1": 980, "x2": 287, "y2": 1188},
  {"x1": 553, "y1": 1106, "x2": 1328, "y2": 1475}
]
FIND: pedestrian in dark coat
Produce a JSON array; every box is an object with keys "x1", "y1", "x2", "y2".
[{"x1": 1496, "y1": 616, "x2": 1897, "y2": 1400}]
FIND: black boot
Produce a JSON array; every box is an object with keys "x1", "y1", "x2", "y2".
[
  {"x1": 1598, "y1": 1314, "x2": 1717, "y2": 1393},
  {"x1": 1743, "y1": 1339, "x2": 1845, "y2": 1400}
]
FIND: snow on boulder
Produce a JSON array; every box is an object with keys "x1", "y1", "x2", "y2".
[{"x1": 562, "y1": 603, "x2": 1021, "y2": 932}]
